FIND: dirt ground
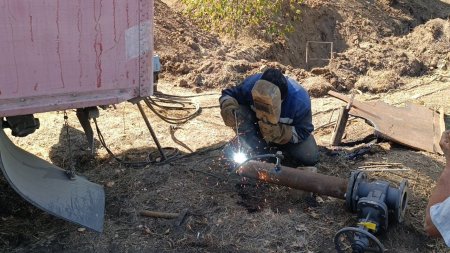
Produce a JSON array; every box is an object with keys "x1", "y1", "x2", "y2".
[{"x1": 1, "y1": 0, "x2": 450, "y2": 252}]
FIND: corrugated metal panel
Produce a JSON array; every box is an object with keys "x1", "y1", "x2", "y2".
[{"x1": 0, "y1": 0, "x2": 153, "y2": 117}]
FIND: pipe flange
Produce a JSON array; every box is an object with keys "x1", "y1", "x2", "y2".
[
  {"x1": 346, "y1": 171, "x2": 360, "y2": 212},
  {"x1": 346, "y1": 171, "x2": 367, "y2": 212},
  {"x1": 394, "y1": 179, "x2": 409, "y2": 223}
]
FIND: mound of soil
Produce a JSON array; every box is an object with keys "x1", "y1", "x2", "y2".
[
  {"x1": 156, "y1": 0, "x2": 450, "y2": 96},
  {"x1": 327, "y1": 18, "x2": 450, "y2": 92},
  {"x1": 355, "y1": 70, "x2": 403, "y2": 93}
]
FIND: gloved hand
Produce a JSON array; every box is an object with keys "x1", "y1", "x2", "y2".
[
  {"x1": 220, "y1": 97, "x2": 240, "y2": 127},
  {"x1": 258, "y1": 121, "x2": 293, "y2": 144}
]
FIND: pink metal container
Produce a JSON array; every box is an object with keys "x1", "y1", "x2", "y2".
[{"x1": 0, "y1": 0, "x2": 154, "y2": 117}]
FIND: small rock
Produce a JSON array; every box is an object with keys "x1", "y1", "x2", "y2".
[
  {"x1": 310, "y1": 67, "x2": 330, "y2": 75},
  {"x1": 179, "y1": 79, "x2": 191, "y2": 88},
  {"x1": 195, "y1": 87, "x2": 203, "y2": 93},
  {"x1": 189, "y1": 42, "x2": 200, "y2": 51},
  {"x1": 193, "y1": 74, "x2": 204, "y2": 86},
  {"x1": 106, "y1": 181, "x2": 115, "y2": 188},
  {"x1": 177, "y1": 63, "x2": 190, "y2": 74},
  {"x1": 437, "y1": 59, "x2": 448, "y2": 70},
  {"x1": 295, "y1": 224, "x2": 307, "y2": 232},
  {"x1": 309, "y1": 211, "x2": 320, "y2": 219},
  {"x1": 216, "y1": 48, "x2": 226, "y2": 56},
  {"x1": 359, "y1": 42, "x2": 372, "y2": 49},
  {"x1": 316, "y1": 196, "x2": 324, "y2": 204},
  {"x1": 77, "y1": 227, "x2": 86, "y2": 232},
  {"x1": 259, "y1": 65, "x2": 269, "y2": 73}
]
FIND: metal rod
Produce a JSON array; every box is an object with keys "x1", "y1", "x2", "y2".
[
  {"x1": 237, "y1": 161, "x2": 348, "y2": 199},
  {"x1": 139, "y1": 210, "x2": 179, "y2": 219},
  {"x1": 136, "y1": 101, "x2": 167, "y2": 161}
]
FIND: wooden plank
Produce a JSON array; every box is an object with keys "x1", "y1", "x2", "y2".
[
  {"x1": 328, "y1": 91, "x2": 441, "y2": 154},
  {"x1": 330, "y1": 106, "x2": 349, "y2": 146}
]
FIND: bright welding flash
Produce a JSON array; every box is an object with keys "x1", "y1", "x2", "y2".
[{"x1": 233, "y1": 152, "x2": 247, "y2": 164}]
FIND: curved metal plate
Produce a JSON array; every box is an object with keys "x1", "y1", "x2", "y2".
[{"x1": 0, "y1": 129, "x2": 104, "y2": 232}]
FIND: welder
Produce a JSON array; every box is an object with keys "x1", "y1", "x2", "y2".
[{"x1": 219, "y1": 68, "x2": 319, "y2": 166}]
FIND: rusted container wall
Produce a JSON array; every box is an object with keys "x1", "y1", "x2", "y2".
[{"x1": 0, "y1": 0, "x2": 153, "y2": 117}]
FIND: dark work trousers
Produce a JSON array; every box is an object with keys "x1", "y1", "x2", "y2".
[{"x1": 231, "y1": 105, "x2": 319, "y2": 166}]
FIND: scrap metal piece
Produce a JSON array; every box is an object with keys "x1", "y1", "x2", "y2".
[
  {"x1": 0, "y1": 129, "x2": 105, "y2": 232},
  {"x1": 328, "y1": 91, "x2": 445, "y2": 154}
]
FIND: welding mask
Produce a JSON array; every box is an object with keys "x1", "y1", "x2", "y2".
[{"x1": 251, "y1": 80, "x2": 282, "y2": 124}]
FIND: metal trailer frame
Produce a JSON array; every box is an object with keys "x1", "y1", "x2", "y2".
[
  {"x1": 0, "y1": 0, "x2": 154, "y2": 117},
  {"x1": 0, "y1": 0, "x2": 155, "y2": 232}
]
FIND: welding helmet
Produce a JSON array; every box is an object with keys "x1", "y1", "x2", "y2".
[
  {"x1": 252, "y1": 68, "x2": 287, "y2": 124},
  {"x1": 261, "y1": 68, "x2": 288, "y2": 100},
  {"x1": 251, "y1": 79, "x2": 282, "y2": 124}
]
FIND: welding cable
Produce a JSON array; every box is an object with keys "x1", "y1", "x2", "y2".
[
  {"x1": 93, "y1": 118, "x2": 180, "y2": 167},
  {"x1": 150, "y1": 97, "x2": 187, "y2": 109},
  {"x1": 144, "y1": 97, "x2": 201, "y2": 124},
  {"x1": 153, "y1": 90, "x2": 219, "y2": 98},
  {"x1": 151, "y1": 91, "x2": 206, "y2": 109},
  {"x1": 93, "y1": 118, "x2": 225, "y2": 167},
  {"x1": 146, "y1": 90, "x2": 222, "y2": 123}
]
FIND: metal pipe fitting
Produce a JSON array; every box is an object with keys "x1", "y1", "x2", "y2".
[{"x1": 237, "y1": 160, "x2": 348, "y2": 199}]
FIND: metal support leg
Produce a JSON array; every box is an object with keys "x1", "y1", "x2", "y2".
[
  {"x1": 76, "y1": 107, "x2": 99, "y2": 154},
  {"x1": 136, "y1": 102, "x2": 167, "y2": 161}
]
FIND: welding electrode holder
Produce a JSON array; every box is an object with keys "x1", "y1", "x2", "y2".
[{"x1": 233, "y1": 152, "x2": 284, "y2": 173}]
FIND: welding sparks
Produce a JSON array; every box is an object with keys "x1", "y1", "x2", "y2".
[{"x1": 233, "y1": 152, "x2": 247, "y2": 164}]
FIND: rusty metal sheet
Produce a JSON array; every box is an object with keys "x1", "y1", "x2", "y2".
[
  {"x1": 0, "y1": 0, "x2": 154, "y2": 117},
  {"x1": 328, "y1": 91, "x2": 444, "y2": 154},
  {"x1": 0, "y1": 129, "x2": 105, "y2": 232}
]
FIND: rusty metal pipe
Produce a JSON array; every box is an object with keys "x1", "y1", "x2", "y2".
[{"x1": 237, "y1": 161, "x2": 348, "y2": 199}]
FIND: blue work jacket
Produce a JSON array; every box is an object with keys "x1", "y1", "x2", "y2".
[{"x1": 220, "y1": 73, "x2": 314, "y2": 143}]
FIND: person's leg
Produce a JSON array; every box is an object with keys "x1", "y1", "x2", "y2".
[{"x1": 280, "y1": 134, "x2": 319, "y2": 166}]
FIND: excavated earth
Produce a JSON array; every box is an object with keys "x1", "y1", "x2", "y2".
[{"x1": 1, "y1": 0, "x2": 450, "y2": 252}]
